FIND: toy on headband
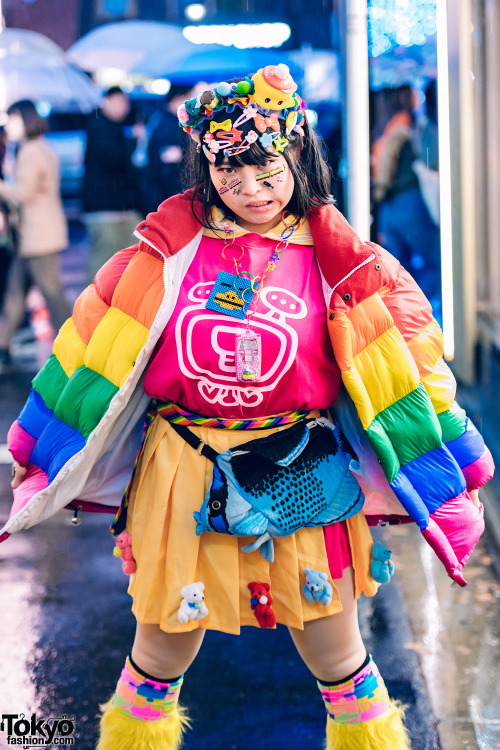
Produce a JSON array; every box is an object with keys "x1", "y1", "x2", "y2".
[{"x1": 177, "y1": 63, "x2": 305, "y2": 160}]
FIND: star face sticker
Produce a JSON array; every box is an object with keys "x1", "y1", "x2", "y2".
[{"x1": 273, "y1": 136, "x2": 289, "y2": 153}]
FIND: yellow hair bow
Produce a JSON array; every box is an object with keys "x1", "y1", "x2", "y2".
[{"x1": 210, "y1": 119, "x2": 232, "y2": 134}]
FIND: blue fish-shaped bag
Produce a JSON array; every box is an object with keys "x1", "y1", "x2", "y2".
[{"x1": 193, "y1": 418, "x2": 364, "y2": 562}]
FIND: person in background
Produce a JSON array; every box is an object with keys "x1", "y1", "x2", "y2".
[
  {"x1": 0, "y1": 125, "x2": 16, "y2": 310},
  {"x1": 371, "y1": 85, "x2": 442, "y2": 324},
  {"x1": 139, "y1": 83, "x2": 192, "y2": 216},
  {"x1": 82, "y1": 86, "x2": 142, "y2": 281},
  {"x1": 0, "y1": 99, "x2": 70, "y2": 371}
]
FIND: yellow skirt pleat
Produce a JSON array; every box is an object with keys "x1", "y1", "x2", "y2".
[{"x1": 127, "y1": 417, "x2": 377, "y2": 635}]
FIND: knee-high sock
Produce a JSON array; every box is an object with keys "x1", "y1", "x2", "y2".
[
  {"x1": 317, "y1": 654, "x2": 411, "y2": 749},
  {"x1": 112, "y1": 657, "x2": 183, "y2": 720},
  {"x1": 97, "y1": 657, "x2": 189, "y2": 750}
]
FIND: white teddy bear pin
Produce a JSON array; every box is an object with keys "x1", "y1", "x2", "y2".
[{"x1": 178, "y1": 582, "x2": 209, "y2": 624}]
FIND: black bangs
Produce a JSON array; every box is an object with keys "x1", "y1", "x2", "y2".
[{"x1": 221, "y1": 140, "x2": 278, "y2": 169}]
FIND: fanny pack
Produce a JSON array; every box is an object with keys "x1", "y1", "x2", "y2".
[{"x1": 169, "y1": 416, "x2": 364, "y2": 562}]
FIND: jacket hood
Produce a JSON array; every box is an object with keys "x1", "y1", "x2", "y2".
[{"x1": 135, "y1": 189, "x2": 203, "y2": 258}]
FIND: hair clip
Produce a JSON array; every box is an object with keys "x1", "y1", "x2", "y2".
[{"x1": 203, "y1": 145, "x2": 216, "y2": 163}]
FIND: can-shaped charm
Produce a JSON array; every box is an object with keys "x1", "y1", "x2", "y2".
[{"x1": 235, "y1": 330, "x2": 261, "y2": 382}]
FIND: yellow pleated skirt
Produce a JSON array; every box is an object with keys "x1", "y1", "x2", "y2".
[{"x1": 126, "y1": 416, "x2": 378, "y2": 635}]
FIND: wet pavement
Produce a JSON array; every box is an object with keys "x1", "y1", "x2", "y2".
[{"x1": 0, "y1": 223, "x2": 499, "y2": 749}]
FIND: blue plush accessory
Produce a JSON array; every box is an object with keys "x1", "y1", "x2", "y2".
[
  {"x1": 205, "y1": 270, "x2": 255, "y2": 320},
  {"x1": 193, "y1": 417, "x2": 364, "y2": 562},
  {"x1": 370, "y1": 543, "x2": 395, "y2": 583},
  {"x1": 302, "y1": 568, "x2": 334, "y2": 606}
]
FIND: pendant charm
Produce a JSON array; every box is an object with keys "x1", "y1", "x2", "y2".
[
  {"x1": 236, "y1": 330, "x2": 261, "y2": 382},
  {"x1": 206, "y1": 271, "x2": 255, "y2": 320}
]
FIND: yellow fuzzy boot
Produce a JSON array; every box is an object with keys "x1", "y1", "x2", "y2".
[
  {"x1": 318, "y1": 654, "x2": 412, "y2": 750},
  {"x1": 97, "y1": 702, "x2": 190, "y2": 750},
  {"x1": 96, "y1": 656, "x2": 190, "y2": 750},
  {"x1": 325, "y1": 701, "x2": 411, "y2": 750}
]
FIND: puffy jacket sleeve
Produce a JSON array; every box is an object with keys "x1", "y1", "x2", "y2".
[
  {"x1": 377, "y1": 246, "x2": 494, "y2": 492},
  {"x1": 327, "y1": 240, "x2": 493, "y2": 586},
  {"x1": 6, "y1": 245, "x2": 144, "y2": 516}
]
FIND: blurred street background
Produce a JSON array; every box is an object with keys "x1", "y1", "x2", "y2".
[{"x1": 0, "y1": 1, "x2": 499, "y2": 748}]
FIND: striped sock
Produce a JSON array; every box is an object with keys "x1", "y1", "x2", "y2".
[
  {"x1": 317, "y1": 654, "x2": 392, "y2": 723},
  {"x1": 112, "y1": 656, "x2": 183, "y2": 721}
]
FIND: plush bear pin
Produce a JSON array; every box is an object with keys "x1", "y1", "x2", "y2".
[
  {"x1": 370, "y1": 543, "x2": 395, "y2": 584},
  {"x1": 302, "y1": 568, "x2": 334, "y2": 606},
  {"x1": 113, "y1": 531, "x2": 137, "y2": 575},
  {"x1": 178, "y1": 582, "x2": 209, "y2": 625},
  {"x1": 247, "y1": 581, "x2": 276, "y2": 628}
]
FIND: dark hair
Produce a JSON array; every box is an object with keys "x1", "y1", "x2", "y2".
[
  {"x1": 184, "y1": 110, "x2": 333, "y2": 229},
  {"x1": 6, "y1": 99, "x2": 47, "y2": 139},
  {"x1": 104, "y1": 85, "x2": 126, "y2": 98}
]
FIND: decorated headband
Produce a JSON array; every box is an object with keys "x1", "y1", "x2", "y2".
[{"x1": 177, "y1": 63, "x2": 306, "y2": 162}]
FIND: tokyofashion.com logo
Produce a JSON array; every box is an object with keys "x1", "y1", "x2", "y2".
[{"x1": 0, "y1": 713, "x2": 75, "y2": 746}]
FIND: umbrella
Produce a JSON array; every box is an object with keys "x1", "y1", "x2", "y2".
[
  {"x1": 66, "y1": 20, "x2": 217, "y2": 77},
  {"x1": 166, "y1": 47, "x2": 300, "y2": 86},
  {"x1": 0, "y1": 28, "x2": 65, "y2": 59},
  {"x1": 0, "y1": 54, "x2": 101, "y2": 114}
]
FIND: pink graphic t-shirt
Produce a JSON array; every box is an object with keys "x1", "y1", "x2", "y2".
[{"x1": 143, "y1": 233, "x2": 341, "y2": 418}]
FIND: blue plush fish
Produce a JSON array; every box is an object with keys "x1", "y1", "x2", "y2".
[{"x1": 193, "y1": 418, "x2": 364, "y2": 562}]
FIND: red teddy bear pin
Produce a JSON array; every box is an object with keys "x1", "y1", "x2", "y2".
[{"x1": 247, "y1": 581, "x2": 276, "y2": 629}]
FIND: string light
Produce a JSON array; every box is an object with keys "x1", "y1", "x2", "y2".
[{"x1": 368, "y1": 0, "x2": 437, "y2": 57}]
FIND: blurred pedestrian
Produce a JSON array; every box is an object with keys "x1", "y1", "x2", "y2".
[
  {"x1": 0, "y1": 99, "x2": 70, "y2": 371},
  {"x1": 0, "y1": 125, "x2": 16, "y2": 309},
  {"x1": 82, "y1": 86, "x2": 142, "y2": 281},
  {"x1": 412, "y1": 79, "x2": 440, "y2": 226},
  {"x1": 139, "y1": 83, "x2": 192, "y2": 215},
  {"x1": 371, "y1": 85, "x2": 442, "y2": 323},
  {"x1": 5, "y1": 64, "x2": 493, "y2": 750}
]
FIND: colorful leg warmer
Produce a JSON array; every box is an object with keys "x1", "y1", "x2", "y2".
[
  {"x1": 318, "y1": 654, "x2": 412, "y2": 750},
  {"x1": 97, "y1": 657, "x2": 190, "y2": 750}
]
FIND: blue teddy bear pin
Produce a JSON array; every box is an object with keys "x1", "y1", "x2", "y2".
[
  {"x1": 370, "y1": 543, "x2": 395, "y2": 584},
  {"x1": 302, "y1": 568, "x2": 334, "y2": 606}
]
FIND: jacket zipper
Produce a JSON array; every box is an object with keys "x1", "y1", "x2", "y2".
[{"x1": 330, "y1": 253, "x2": 376, "y2": 294}]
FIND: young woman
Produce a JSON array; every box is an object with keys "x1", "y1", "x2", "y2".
[
  {"x1": 0, "y1": 99, "x2": 70, "y2": 369},
  {"x1": 4, "y1": 65, "x2": 493, "y2": 750}
]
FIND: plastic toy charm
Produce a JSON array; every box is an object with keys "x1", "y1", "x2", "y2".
[
  {"x1": 177, "y1": 582, "x2": 209, "y2": 624},
  {"x1": 302, "y1": 568, "x2": 334, "y2": 606},
  {"x1": 251, "y1": 64, "x2": 298, "y2": 110},
  {"x1": 248, "y1": 581, "x2": 276, "y2": 628},
  {"x1": 370, "y1": 543, "x2": 395, "y2": 584},
  {"x1": 205, "y1": 271, "x2": 255, "y2": 319}
]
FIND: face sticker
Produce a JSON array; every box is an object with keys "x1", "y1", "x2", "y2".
[
  {"x1": 220, "y1": 177, "x2": 227, "y2": 185},
  {"x1": 263, "y1": 180, "x2": 274, "y2": 189},
  {"x1": 255, "y1": 165, "x2": 284, "y2": 182},
  {"x1": 219, "y1": 178, "x2": 242, "y2": 194}
]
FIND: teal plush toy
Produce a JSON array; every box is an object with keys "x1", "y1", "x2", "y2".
[
  {"x1": 370, "y1": 543, "x2": 395, "y2": 584},
  {"x1": 302, "y1": 568, "x2": 334, "y2": 606}
]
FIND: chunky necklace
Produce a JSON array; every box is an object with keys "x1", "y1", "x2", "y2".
[{"x1": 205, "y1": 213, "x2": 296, "y2": 383}]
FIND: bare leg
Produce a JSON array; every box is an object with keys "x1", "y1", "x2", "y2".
[
  {"x1": 131, "y1": 622, "x2": 206, "y2": 678},
  {"x1": 288, "y1": 567, "x2": 366, "y2": 682}
]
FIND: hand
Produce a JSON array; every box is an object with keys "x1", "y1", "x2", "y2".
[
  {"x1": 469, "y1": 488, "x2": 481, "y2": 508},
  {"x1": 11, "y1": 462, "x2": 27, "y2": 489}
]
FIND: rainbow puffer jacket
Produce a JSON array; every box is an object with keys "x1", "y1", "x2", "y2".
[{"x1": 1, "y1": 193, "x2": 494, "y2": 586}]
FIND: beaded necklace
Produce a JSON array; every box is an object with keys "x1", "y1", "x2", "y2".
[{"x1": 204, "y1": 212, "x2": 296, "y2": 383}]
